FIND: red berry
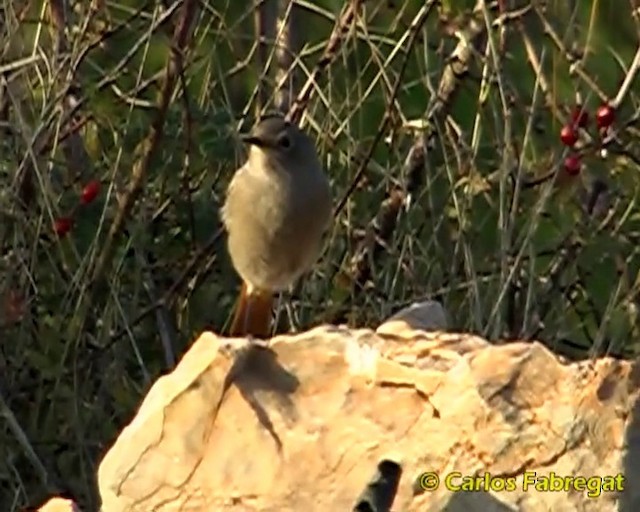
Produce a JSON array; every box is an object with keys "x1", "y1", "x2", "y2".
[
  {"x1": 54, "y1": 217, "x2": 73, "y2": 237},
  {"x1": 563, "y1": 154, "x2": 581, "y2": 176},
  {"x1": 560, "y1": 125, "x2": 578, "y2": 147},
  {"x1": 596, "y1": 104, "x2": 615, "y2": 129},
  {"x1": 80, "y1": 180, "x2": 100, "y2": 205},
  {"x1": 570, "y1": 106, "x2": 589, "y2": 128}
]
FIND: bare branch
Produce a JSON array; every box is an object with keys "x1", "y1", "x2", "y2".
[
  {"x1": 254, "y1": 0, "x2": 277, "y2": 111},
  {"x1": 274, "y1": 0, "x2": 300, "y2": 114},
  {"x1": 287, "y1": 0, "x2": 361, "y2": 124},
  {"x1": 90, "y1": 0, "x2": 200, "y2": 289}
]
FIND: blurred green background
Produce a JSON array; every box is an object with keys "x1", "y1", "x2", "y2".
[{"x1": 1, "y1": 0, "x2": 639, "y2": 509}]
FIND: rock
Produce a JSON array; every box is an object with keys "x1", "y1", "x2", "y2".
[
  {"x1": 96, "y1": 323, "x2": 640, "y2": 511},
  {"x1": 37, "y1": 498, "x2": 80, "y2": 512},
  {"x1": 376, "y1": 299, "x2": 448, "y2": 335}
]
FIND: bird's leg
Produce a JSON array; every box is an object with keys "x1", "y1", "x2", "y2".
[
  {"x1": 272, "y1": 291, "x2": 284, "y2": 339},
  {"x1": 242, "y1": 293, "x2": 252, "y2": 334}
]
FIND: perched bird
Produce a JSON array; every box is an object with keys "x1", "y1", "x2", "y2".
[{"x1": 222, "y1": 114, "x2": 332, "y2": 338}]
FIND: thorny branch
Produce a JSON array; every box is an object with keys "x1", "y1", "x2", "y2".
[
  {"x1": 89, "y1": 0, "x2": 200, "y2": 289},
  {"x1": 340, "y1": 0, "x2": 640, "y2": 336},
  {"x1": 274, "y1": 0, "x2": 300, "y2": 114},
  {"x1": 343, "y1": 0, "x2": 485, "y2": 308},
  {"x1": 254, "y1": 0, "x2": 277, "y2": 111},
  {"x1": 287, "y1": 0, "x2": 362, "y2": 124}
]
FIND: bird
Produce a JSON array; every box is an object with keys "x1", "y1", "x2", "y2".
[{"x1": 222, "y1": 114, "x2": 332, "y2": 339}]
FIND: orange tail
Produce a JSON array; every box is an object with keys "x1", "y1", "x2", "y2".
[{"x1": 229, "y1": 282, "x2": 274, "y2": 339}]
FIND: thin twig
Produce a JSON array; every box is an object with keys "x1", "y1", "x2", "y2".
[
  {"x1": 135, "y1": 248, "x2": 177, "y2": 368},
  {"x1": 342, "y1": 0, "x2": 478, "y2": 298},
  {"x1": 254, "y1": 0, "x2": 277, "y2": 111},
  {"x1": 107, "y1": 229, "x2": 223, "y2": 344},
  {"x1": 274, "y1": 0, "x2": 299, "y2": 114},
  {"x1": 287, "y1": 0, "x2": 361, "y2": 124},
  {"x1": 534, "y1": 4, "x2": 609, "y2": 103},
  {"x1": 613, "y1": 43, "x2": 640, "y2": 109},
  {"x1": 335, "y1": 1, "x2": 436, "y2": 216},
  {"x1": 0, "y1": 386, "x2": 51, "y2": 490},
  {"x1": 48, "y1": 0, "x2": 95, "y2": 182}
]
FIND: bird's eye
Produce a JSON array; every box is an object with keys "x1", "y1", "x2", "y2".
[{"x1": 277, "y1": 134, "x2": 292, "y2": 150}]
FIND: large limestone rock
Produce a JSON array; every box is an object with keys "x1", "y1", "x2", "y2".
[
  {"x1": 90, "y1": 301, "x2": 639, "y2": 511},
  {"x1": 36, "y1": 498, "x2": 80, "y2": 512}
]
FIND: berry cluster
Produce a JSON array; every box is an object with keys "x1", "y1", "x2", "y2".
[
  {"x1": 54, "y1": 180, "x2": 101, "y2": 237},
  {"x1": 560, "y1": 103, "x2": 615, "y2": 176}
]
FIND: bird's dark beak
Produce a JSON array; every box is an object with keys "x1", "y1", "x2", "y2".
[{"x1": 240, "y1": 134, "x2": 267, "y2": 148}]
